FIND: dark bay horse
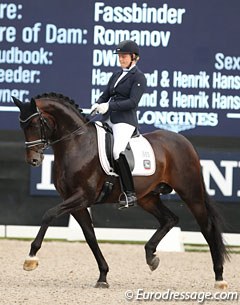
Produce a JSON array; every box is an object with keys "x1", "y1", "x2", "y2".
[{"x1": 13, "y1": 93, "x2": 228, "y2": 289}]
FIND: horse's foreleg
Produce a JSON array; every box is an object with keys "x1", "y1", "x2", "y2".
[
  {"x1": 23, "y1": 205, "x2": 62, "y2": 271},
  {"x1": 24, "y1": 225, "x2": 47, "y2": 271},
  {"x1": 71, "y1": 208, "x2": 109, "y2": 288},
  {"x1": 138, "y1": 194, "x2": 179, "y2": 271},
  {"x1": 24, "y1": 192, "x2": 83, "y2": 271}
]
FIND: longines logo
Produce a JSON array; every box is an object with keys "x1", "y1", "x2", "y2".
[{"x1": 154, "y1": 123, "x2": 195, "y2": 133}]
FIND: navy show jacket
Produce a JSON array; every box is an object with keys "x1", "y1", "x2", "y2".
[{"x1": 97, "y1": 66, "x2": 147, "y2": 127}]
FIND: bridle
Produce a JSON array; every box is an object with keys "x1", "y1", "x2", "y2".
[
  {"x1": 19, "y1": 108, "x2": 50, "y2": 150},
  {"x1": 19, "y1": 108, "x2": 97, "y2": 151}
]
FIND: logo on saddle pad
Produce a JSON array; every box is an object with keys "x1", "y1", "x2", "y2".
[{"x1": 95, "y1": 122, "x2": 156, "y2": 176}]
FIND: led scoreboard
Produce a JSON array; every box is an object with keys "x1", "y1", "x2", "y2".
[{"x1": 0, "y1": 1, "x2": 239, "y2": 136}]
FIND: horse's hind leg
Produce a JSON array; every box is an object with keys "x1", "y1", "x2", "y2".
[
  {"x1": 71, "y1": 208, "x2": 109, "y2": 288},
  {"x1": 138, "y1": 193, "x2": 179, "y2": 271},
  {"x1": 180, "y1": 184, "x2": 228, "y2": 289}
]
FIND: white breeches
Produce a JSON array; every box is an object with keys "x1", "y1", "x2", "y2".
[{"x1": 107, "y1": 122, "x2": 135, "y2": 160}]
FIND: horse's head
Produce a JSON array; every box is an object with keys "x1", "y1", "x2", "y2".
[{"x1": 13, "y1": 96, "x2": 51, "y2": 166}]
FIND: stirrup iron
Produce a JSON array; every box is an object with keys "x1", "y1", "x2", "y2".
[{"x1": 118, "y1": 192, "x2": 137, "y2": 210}]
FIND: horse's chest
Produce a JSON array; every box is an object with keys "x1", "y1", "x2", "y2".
[{"x1": 53, "y1": 165, "x2": 72, "y2": 196}]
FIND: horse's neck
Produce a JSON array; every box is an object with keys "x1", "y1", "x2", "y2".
[
  {"x1": 39, "y1": 100, "x2": 99, "y2": 186},
  {"x1": 39, "y1": 99, "x2": 87, "y2": 136},
  {"x1": 49, "y1": 106, "x2": 96, "y2": 164}
]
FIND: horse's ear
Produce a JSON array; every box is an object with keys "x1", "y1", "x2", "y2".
[
  {"x1": 30, "y1": 98, "x2": 37, "y2": 112},
  {"x1": 12, "y1": 96, "x2": 23, "y2": 110}
]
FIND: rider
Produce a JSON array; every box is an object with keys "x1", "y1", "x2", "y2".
[{"x1": 91, "y1": 40, "x2": 147, "y2": 209}]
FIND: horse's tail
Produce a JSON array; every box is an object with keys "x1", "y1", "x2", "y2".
[{"x1": 201, "y1": 174, "x2": 229, "y2": 262}]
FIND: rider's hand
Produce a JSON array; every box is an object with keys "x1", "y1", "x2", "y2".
[
  {"x1": 91, "y1": 102, "x2": 109, "y2": 114},
  {"x1": 90, "y1": 103, "x2": 99, "y2": 114}
]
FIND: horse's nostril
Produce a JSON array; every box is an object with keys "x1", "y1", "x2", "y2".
[{"x1": 32, "y1": 159, "x2": 39, "y2": 166}]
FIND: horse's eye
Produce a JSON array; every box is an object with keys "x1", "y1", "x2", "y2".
[{"x1": 29, "y1": 121, "x2": 39, "y2": 128}]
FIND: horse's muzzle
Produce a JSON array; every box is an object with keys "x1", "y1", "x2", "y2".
[{"x1": 26, "y1": 151, "x2": 44, "y2": 167}]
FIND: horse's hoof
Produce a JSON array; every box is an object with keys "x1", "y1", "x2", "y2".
[
  {"x1": 94, "y1": 281, "x2": 109, "y2": 288},
  {"x1": 23, "y1": 256, "x2": 39, "y2": 271},
  {"x1": 214, "y1": 280, "x2": 228, "y2": 290},
  {"x1": 149, "y1": 256, "x2": 160, "y2": 271}
]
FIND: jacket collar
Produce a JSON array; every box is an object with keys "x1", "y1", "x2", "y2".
[
  {"x1": 122, "y1": 64, "x2": 136, "y2": 72},
  {"x1": 114, "y1": 66, "x2": 137, "y2": 87}
]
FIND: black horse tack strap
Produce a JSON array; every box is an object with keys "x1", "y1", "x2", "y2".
[{"x1": 94, "y1": 122, "x2": 156, "y2": 177}]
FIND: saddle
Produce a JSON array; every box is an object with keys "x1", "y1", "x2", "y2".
[{"x1": 94, "y1": 122, "x2": 156, "y2": 177}]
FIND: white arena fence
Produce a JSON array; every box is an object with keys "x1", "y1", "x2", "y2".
[{"x1": 1, "y1": 216, "x2": 240, "y2": 252}]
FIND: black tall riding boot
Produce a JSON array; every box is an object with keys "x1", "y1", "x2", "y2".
[{"x1": 114, "y1": 153, "x2": 137, "y2": 209}]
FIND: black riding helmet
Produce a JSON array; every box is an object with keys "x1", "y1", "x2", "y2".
[{"x1": 114, "y1": 40, "x2": 140, "y2": 56}]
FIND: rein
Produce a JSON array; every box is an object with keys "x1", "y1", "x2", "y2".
[{"x1": 20, "y1": 109, "x2": 97, "y2": 150}]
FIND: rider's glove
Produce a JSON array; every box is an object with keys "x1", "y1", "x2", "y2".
[{"x1": 91, "y1": 102, "x2": 109, "y2": 114}]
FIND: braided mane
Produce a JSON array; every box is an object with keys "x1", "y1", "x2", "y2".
[{"x1": 34, "y1": 92, "x2": 84, "y2": 115}]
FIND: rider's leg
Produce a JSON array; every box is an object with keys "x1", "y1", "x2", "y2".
[
  {"x1": 111, "y1": 123, "x2": 136, "y2": 209},
  {"x1": 114, "y1": 152, "x2": 137, "y2": 209}
]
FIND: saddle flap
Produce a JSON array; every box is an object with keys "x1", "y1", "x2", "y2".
[
  {"x1": 94, "y1": 122, "x2": 156, "y2": 177},
  {"x1": 128, "y1": 136, "x2": 156, "y2": 175}
]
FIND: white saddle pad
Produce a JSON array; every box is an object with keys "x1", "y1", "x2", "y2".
[{"x1": 94, "y1": 122, "x2": 156, "y2": 176}]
